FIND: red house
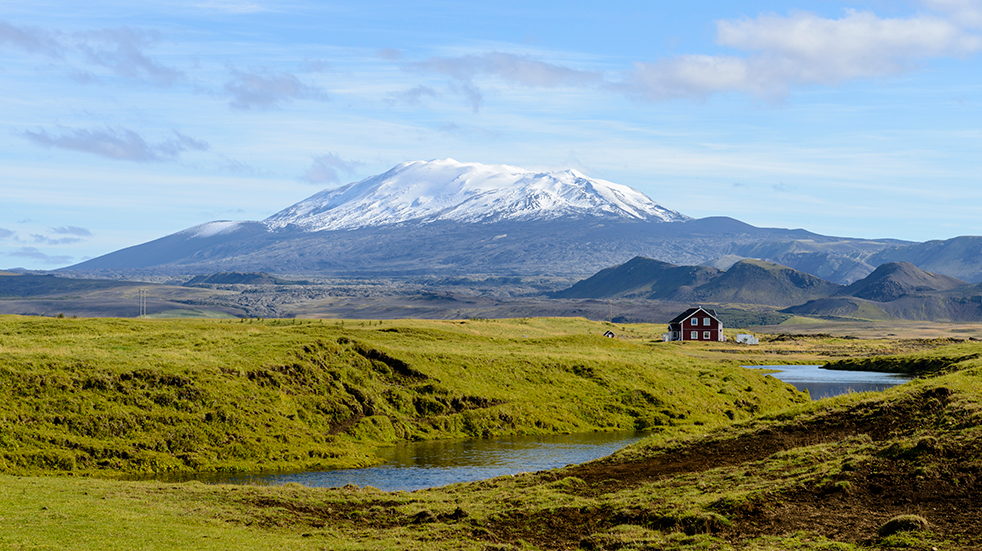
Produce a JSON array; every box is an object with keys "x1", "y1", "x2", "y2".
[{"x1": 664, "y1": 307, "x2": 725, "y2": 342}]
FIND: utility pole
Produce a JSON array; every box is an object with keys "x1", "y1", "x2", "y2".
[{"x1": 139, "y1": 289, "x2": 148, "y2": 318}]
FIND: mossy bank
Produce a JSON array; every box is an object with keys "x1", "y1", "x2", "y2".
[
  {"x1": 4, "y1": 339, "x2": 982, "y2": 549},
  {"x1": 0, "y1": 316, "x2": 805, "y2": 476}
]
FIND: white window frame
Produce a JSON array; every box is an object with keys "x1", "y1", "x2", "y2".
[
  {"x1": 703, "y1": 317, "x2": 711, "y2": 326},
  {"x1": 690, "y1": 331, "x2": 699, "y2": 340},
  {"x1": 703, "y1": 331, "x2": 711, "y2": 340}
]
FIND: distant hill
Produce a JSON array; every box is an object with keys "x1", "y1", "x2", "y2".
[
  {"x1": 729, "y1": 240, "x2": 887, "y2": 284},
  {"x1": 0, "y1": 273, "x2": 144, "y2": 298},
  {"x1": 869, "y1": 236, "x2": 982, "y2": 283},
  {"x1": 554, "y1": 257, "x2": 842, "y2": 307},
  {"x1": 556, "y1": 256, "x2": 982, "y2": 321},
  {"x1": 552, "y1": 257, "x2": 721, "y2": 300},
  {"x1": 784, "y1": 263, "x2": 982, "y2": 322},
  {"x1": 780, "y1": 297, "x2": 895, "y2": 320},
  {"x1": 783, "y1": 293, "x2": 982, "y2": 322},
  {"x1": 182, "y1": 272, "x2": 307, "y2": 287},
  {"x1": 687, "y1": 259, "x2": 842, "y2": 307},
  {"x1": 836, "y1": 262, "x2": 970, "y2": 302}
]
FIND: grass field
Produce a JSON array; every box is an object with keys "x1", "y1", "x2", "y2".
[
  {"x1": 3, "y1": 315, "x2": 981, "y2": 549},
  {"x1": 0, "y1": 315, "x2": 811, "y2": 476}
]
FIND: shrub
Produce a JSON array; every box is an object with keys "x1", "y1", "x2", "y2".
[{"x1": 878, "y1": 514, "x2": 929, "y2": 537}]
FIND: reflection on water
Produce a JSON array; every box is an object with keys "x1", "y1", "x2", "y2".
[
  {"x1": 752, "y1": 364, "x2": 912, "y2": 400},
  {"x1": 182, "y1": 430, "x2": 647, "y2": 492}
]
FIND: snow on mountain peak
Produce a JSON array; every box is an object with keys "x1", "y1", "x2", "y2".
[
  {"x1": 181, "y1": 221, "x2": 249, "y2": 239},
  {"x1": 264, "y1": 159, "x2": 689, "y2": 232}
]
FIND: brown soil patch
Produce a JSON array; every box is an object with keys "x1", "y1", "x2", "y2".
[
  {"x1": 242, "y1": 386, "x2": 982, "y2": 549},
  {"x1": 479, "y1": 386, "x2": 982, "y2": 549}
]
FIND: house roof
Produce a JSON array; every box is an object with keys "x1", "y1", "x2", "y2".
[{"x1": 668, "y1": 307, "x2": 719, "y2": 325}]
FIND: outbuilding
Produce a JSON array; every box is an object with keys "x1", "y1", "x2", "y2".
[{"x1": 663, "y1": 307, "x2": 725, "y2": 342}]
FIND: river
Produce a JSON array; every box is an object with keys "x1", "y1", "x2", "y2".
[
  {"x1": 183, "y1": 430, "x2": 647, "y2": 492},
  {"x1": 751, "y1": 364, "x2": 912, "y2": 400},
  {"x1": 177, "y1": 365, "x2": 910, "y2": 491}
]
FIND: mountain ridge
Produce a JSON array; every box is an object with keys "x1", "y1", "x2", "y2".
[
  {"x1": 265, "y1": 159, "x2": 689, "y2": 231},
  {"x1": 558, "y1": 257, "x2": 982, "y2": 321},
  {"x1": 556, "y1": 256, "x2": 842, "y2": 307},
  {"x1": 57, "y1": 159, "x2": 982, "y2": 285}
]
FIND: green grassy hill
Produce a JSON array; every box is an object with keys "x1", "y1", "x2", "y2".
[
  {"x1": 4, "y1": 337, "x2": 982, "y2": 549},
  {"x1": 0, "y1": 316, "x2": 805, "y2": 476}
]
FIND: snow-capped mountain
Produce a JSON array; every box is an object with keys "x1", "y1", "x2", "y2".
[
  {"x1": 65, "y1": 159, "x2": 910, "y2": 283},
  {"x1": 264, "y1": 159, "x2": 689, "y2": 232}
]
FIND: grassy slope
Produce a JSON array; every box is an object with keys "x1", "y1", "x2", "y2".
[
  {"x1": 3, "y1": 345, "x2": 982, "y2": 550},
  {"x1": 10, "y1": 319, "x2": 982, "y2": 549},
  {"x1": 0, "y1": 315, "x2": 805, "y2": 476}
]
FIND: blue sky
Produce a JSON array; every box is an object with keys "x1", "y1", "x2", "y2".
[{"x1": 2, "y1": 0, "x2": 981, "y2": 270}]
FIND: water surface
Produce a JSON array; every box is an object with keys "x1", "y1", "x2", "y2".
[
  {"x1": 752, "y1": 364, "x2": 912, "y2": 400},
  {"x1": 187, "y1": 430, "x2": 647, "y2": 492}
]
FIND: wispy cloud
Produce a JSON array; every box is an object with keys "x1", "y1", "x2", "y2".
[
  {"x1": 302, "y1": 153, "x2": 361, "y2": 185},
  {"x1": 224, "y1": 66, "x2": 327, "y2": 110},
  {"x1": 0, "y1": 20, "x2": 64, "y2": 57},
  {"x1": 385, "y1": 85, "x2": 439, "y2": 107},
  {"x1": 194, "y1": 1, "x2": 268, "y2": 14},
  {"x1": 409, "y1": 52, "x2": 603, "y2": 111},
  {"x1": 21, "y1": 126, "x2": 209, "y2": 162},
  {"x1": 6, "y1": 247, "x2": 72, "y2": 265},
  {"x1": 32, "y1": 234, "x2": 83, "y2": 245},
  {"x1": 377, "y1": 48, "x2": 402, "y2": 61},
  {"x1": 74, "y1": 27, "x2": 184, "y2": 85},
  {"x1": 300, "y1": 58, "x2": 333, "y2": 73},
  {"x1": 52, "y1": 226, "x2": 92, "y2": 237},
  {"x1": 624, "y1": 9, "x2": 982, "y2": 101},
  {"x1": 0, "y1": 228, "x2": 14, "y2": 239},
  {"x1": 0, "y1": 20, "x2": 183, "y2": 86}
]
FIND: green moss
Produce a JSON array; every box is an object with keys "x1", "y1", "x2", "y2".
[{"x1": 0, "y1": 315, "x2": 805, "y2": 476}]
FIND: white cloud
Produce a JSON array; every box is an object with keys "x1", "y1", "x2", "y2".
[
  {"x1": 302, "y1": 153, "x2": 361, "y2": 185},
  {"x1": 21, "y1": 127, "x2": 209, "y2": 162},
  {"x1": 625, "y1": 9, "x2": 982, "y2": 101},
  {"x1": 924, "y1": 0, "x2": 982, "y2": 29}
]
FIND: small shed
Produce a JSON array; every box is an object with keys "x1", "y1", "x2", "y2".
[
  {"x1": 736, "y1": 334, "x2": 759, "y2": 345},
  {"x1": 603, "y1": 330, "x2": 616, "y2": 338},
  {"x1": 663, "y1": 307, "x2": 725, "y2": 342}
]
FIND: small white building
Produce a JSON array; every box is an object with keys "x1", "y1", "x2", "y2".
[{"x1": 736, "y1": 334, "x2": 759, "y2": 345}]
